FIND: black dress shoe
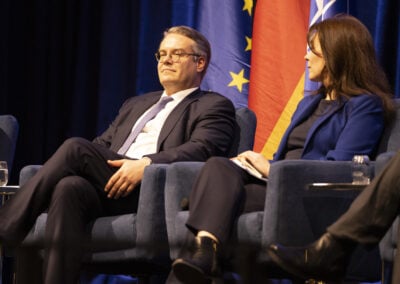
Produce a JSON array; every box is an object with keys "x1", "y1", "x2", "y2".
[
  {"x1": 172, "y1": 236, "x2": 221, "y2": 284},
  {"x1": 267, "y1": 233, "x2": 355, "y2": 281}
]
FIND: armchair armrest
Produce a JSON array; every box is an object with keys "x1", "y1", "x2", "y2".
[
  {"x1": 262, "y1": 159, "x2": 383, "y2": 282},
  {"x1": 19, "y1": 165, "x2": 43, "y2": 186},
  {"x1": 262, "y1": 159, "x2": 353, "y2": 247},
  {"x1": 135, "y1": 163, "x2": 170, "y2": 260},
  {"x1": 375, "y1": 151, "x2": 397, "y2": 175},
  {"x1": 164, "y1": 162, "x2": 205, "y2": 257}
]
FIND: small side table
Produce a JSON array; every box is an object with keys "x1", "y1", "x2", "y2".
[
  {"x1": 0, "y1": 185, "x2": 18, "y2": 205},
  {"x1": 303, "y1": 183, "x2": 381, "y2": 281},
  {"x1": 303, "y1": 182, "x2": 367, "y2": 238},
  {"x1": 307, "y1": 182, "x2": 367, "y2": 191},
  {"x1": 0, "y1": 185, "x2": 18, "y2": 284}
]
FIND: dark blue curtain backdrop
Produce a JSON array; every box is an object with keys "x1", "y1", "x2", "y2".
[{"x1": 0, "y1": 0, "x2": 399, "y2": 183}]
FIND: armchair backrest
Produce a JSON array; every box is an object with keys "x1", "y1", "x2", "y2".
[
  {"x1": 235, "y1": 107, "x2": 257, "y2": 154},
  {"x1": 377, "y1": 99, "x2": 400, "y2": 154},
  {"x1": 0, "y1": 115, "x2": 19, "y2": 174}
]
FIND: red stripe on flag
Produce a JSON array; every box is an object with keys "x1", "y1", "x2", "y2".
[{"x1": 249, "y1": 0, "x2": 310, "y2": 154}]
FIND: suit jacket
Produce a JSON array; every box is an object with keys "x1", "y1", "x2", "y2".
[
  {"x1": 93, "y1": 89, "x2": 238, "y2": 163},
  {"x1": 273, "y1": 93, "x2": 385, "y2": 161}
]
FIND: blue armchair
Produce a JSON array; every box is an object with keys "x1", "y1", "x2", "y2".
[
  {"x1": 17, "y1": 107, "x2": 256, "y2": 282},
  {"x1": 165, "y1": 100, "x2": 400, "y2": 282},
  {"x1": 19, "y1": 164, "x2": 171, "y2": 282},
  {"x1": 260, "y1": 95, "x2": 400, "y2": 273}
]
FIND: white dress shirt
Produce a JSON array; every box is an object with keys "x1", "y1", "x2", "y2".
[{"x1": 125, "y1": 87, "x2": 198, "y2": 159}]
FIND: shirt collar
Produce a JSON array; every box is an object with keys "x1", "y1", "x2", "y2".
[{"x1": 161, "y1": 87, "x2": 199, "y2": 103}]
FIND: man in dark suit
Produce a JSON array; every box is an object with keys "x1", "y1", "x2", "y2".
[
  {"x1": 0, "y1": 26, "x2": 237, "y2": 283},
  {"x1": 268, "y1": 151, "x2": 400, "y2": 283}
]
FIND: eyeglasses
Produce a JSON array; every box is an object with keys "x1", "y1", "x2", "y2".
[{"x1": 155, "y1": 50, "x2": 201, "y2": 63}]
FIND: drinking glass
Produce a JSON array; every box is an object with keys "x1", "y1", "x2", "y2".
[
  {"x1": 0, "y1": 161, "x2": 8, "y2": 186},
  {"x1": 351, "y1": 155, "x2": 370, "y2": 185}
]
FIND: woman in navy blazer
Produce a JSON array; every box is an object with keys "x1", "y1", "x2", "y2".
[
  {"x1": 273, "y1": 93, "x2": 386, "y2": 161},
  {"x1": 170, "y1": 15, "x2": 394, "y2": 284}
]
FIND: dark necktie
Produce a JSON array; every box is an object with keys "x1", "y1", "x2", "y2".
[{"x1": 117, "y1": 96, "x2": 174, "y2": 155}]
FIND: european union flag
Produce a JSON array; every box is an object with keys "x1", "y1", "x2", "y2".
[{"x1": 196, "y1": 0, "x2": 253, "y2": 108}]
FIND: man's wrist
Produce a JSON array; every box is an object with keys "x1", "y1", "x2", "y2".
[{"x1": 142, "y1": 157, "x2": 152, "y2": 165}]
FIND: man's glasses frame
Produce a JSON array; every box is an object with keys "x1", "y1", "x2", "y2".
[{"x1": 155, "y1": 50, "x2": 201, "y2": 63}]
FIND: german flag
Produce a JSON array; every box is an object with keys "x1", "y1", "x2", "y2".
[{"x1": 248, "y1": 0, "x2": 310, "y2": 159}]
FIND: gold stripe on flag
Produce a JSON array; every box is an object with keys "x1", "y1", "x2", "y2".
[{"x1": 261, "y1": 73, "x2": 305, "y2": 159}]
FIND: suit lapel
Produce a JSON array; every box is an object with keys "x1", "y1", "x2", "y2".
[
  {"x1": 156, "y1": 89, "x2": 202, "y2": 150},
  {"x1": 280, "y1": 94, "x2": 324, "y2": 149},
  {"x1": 115, "y1": 92, "x2": 162, "y2": 151},
  {"x1": 274, "y1": 94, "x2": 344, "y2": 160}
]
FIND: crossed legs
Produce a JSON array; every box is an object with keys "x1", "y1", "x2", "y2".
[{"x1": 0, "y1": 137, "x2": 140, "y2": 283}]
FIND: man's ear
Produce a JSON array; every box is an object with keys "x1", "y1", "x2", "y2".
[{"x1": 196, "y1": 57, "x2": 206, "y2": 73}]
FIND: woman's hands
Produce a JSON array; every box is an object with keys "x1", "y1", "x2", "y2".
[{"x1": 234, "y1": 150, "x2": 270, "y2": 177}]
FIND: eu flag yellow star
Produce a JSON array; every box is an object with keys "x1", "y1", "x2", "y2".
[
  {"x1": 228, "y1": 69, "x2": 249, "y2": 93},
  {"x1": 243, "y1": 0, "x2": 253, "y2": 16},
  {"x1": 245, "y1": 36, "x2": 252, "y2": 51}
]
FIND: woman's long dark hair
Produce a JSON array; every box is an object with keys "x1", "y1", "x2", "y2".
[{"x1": 307, "y1": 14, "x2": 394, "y2": 122}]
